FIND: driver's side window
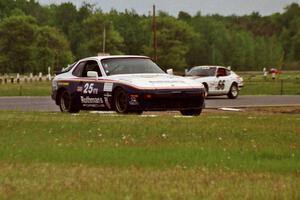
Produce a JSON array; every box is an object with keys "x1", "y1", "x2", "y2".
[
  {"x1": 217, "y1": 68, "x2": 227, "y2": 77},
  {"x1": 72, "y1": 60, "x2": 102, "y2": 77},
  {"x1": 82, "y1": 60, "x2": 102, "y2": 77}
]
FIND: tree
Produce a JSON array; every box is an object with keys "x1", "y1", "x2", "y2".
[
  {"x1": 0, "y1": 14, "x2": 73, "y2": 74},
  {"x1": 50, "y1": 2, "x2": 77, "y2": 36},
  {"x1": 0, "y1": 0, "x2": 17, "y2": 19},
  {"x1": 189, "y1": 16, "x2": 231, "y2": 67},
  {"x1": 68, "y1": 2, "x2": 94, "y2": 59},
  {"x1": 34, "y1": 26, "x2": 73, "y2": 72},
  {"x1": 0, "y1": 15, "x2": 37, "y2": 73},
  {"x1": 143, "y1": 15, "x2": 195, "y2": 70},
  {"x1": 108, "y1": 9, "x2": 149, "y2": 55},
  {"x1": 178, "y1": 11, "x2": 192, "y2": 22},
  {"x1": 81, "y1": 12, "x2": 124, "y2": 56},
  {"x1": 0, "y1": 1, "x2": 299, "y2": 72}
]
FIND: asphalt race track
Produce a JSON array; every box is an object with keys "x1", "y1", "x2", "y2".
[{"x1": 0, "y1": 95, "x2": 299, "y2": 112}]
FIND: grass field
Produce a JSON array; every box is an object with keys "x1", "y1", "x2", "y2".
[{"x1": 0, "y1": 109, "x2": 299, "y2": 199}]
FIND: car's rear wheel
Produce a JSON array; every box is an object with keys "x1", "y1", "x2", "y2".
[
  {"x1": 227, "y1": 84, "x2": 239, "y2": 99},
  {"x1": 180, "y1": 109, "x2": 202, "y2": 116},
  {"x1": 59, "y1": 90, "x2": 80, "y2": 113},
  {"x1": 114, "y1": 88, "x2": 129, "y2": 113}
]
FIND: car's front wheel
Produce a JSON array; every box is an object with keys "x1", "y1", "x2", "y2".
[
  {"x1": 114, "y1": 88, "x2": 129, "y2": 113},
  {"x1": 59, "y1": 90, "x2": 80, "y2": 113},
  {"x1": 227, "y1": 84, "x2": 239, "y2": 99},
  {"x1": 180, "y1": 109, "x2": 202, "y2": 116}
]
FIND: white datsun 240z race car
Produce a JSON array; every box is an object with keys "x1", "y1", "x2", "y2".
[
  {"x1": 52, "y1": 56, "x2": 206, "y2": 116},
  {"x1": 185, "y1": 66, "x2": 244, "y2": 99}
]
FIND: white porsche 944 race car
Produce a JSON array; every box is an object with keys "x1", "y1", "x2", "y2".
[
  {"x1": 186, "y1": 66, "x2": 244, "y2": 99},
  {"x1": 52, "y1": 56, "x2": 206, "y2": 115}
]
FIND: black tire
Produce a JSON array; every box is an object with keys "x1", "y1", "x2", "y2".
[
  {"x1": 59, "y1": 90, "x2": 80, "y2": 113},
  {"x1": 114, "y1": 88, "x2": 129, "y2": 113},
  {"x1": 227, "y1": 84, "x2": 239, "y2": 99},
  {"x1": 180, "y1": 109, "x2": 202, "y2": 116}
]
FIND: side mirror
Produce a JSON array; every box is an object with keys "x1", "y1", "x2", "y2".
[
  {"x1": 166, "y1": 68, "x2": 174, "y2": 75},
  {"x1": 87, "y1": 71, "x2": 98, "y2": 78},
  {"x1": 184, "y1": 69, "x2": 188, "y2": 76}
]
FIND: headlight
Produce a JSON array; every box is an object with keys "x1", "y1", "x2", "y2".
[{"x1": 52, "y1": 80, "x2": 58, "y2": 90}]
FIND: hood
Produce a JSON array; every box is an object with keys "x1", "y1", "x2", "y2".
[
  {"x1": 107, "y1": 73, "x2": 204, "y2": 89},
  {"x1": 186, "y1": 75, "x2": 212, "y2": 82}
]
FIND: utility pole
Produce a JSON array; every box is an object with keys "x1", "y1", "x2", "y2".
[
  {"x1": 103, "y1": 26, "x2": 106, "y2": 54},
  {"x1": 152, "y1": 5, "x2": 157, "y2": 62}
]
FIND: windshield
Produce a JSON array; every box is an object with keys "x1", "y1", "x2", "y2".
[
  {"x1": 101, "y1": 58, "x2": 165, "y2": 75},
  {"x1": 187, "y1": 67, "x2": 216, "y2": 77},
  {"x1": 62, "y1": 62, "x2": 77, "y2": 73}
]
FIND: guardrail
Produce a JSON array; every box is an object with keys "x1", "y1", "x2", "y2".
[{"x1": 0, "y1": 73, "x2": 52, "y2": 84}]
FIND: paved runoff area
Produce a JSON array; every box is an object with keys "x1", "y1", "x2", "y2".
[{"x1": 0, "y1": 95, "x2": 299, "y2": 112}]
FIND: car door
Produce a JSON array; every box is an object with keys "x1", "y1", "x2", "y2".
[
  {"x1": 214, "y1": 67, "x2": 229, "y2": 95},
  {"x1": 72, "y1": 60, "x2": 106, "y2": 109},
  {"x1": 223, "y1": 69, "x2": 233, "y2": 93},
  {"x1": 205, "y1": 67, "x2": 219, "y2": 94}
]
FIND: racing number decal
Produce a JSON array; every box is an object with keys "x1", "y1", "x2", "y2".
[
  {"x1": 80, "y1": 82, "x2": 102, "y2": 107},
  {"x1": 82, "y1": 83, "x2": 99, "y2": 94},
  {"x1": 83, "y1": 83, "x2": 94, "y2": 94},
  {"x1": 217, "y1": 80, "x2": 225, "y2": 90}
]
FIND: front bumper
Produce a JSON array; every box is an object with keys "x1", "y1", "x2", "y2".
[
  {"x1": 238, "y1": 83, "x2": 244, "y2": 90},
  {"x1": 127, "y1": 89, "x2": 205, "y2": 111}
]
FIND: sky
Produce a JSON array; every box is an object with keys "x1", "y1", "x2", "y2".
[{"x1": 38, "y1": 0, "x2": 300, "y2": 16}]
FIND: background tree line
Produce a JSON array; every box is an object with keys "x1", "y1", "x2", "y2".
[{"x1": 0, "y1": 0, "x2": 299, "y2": 73}]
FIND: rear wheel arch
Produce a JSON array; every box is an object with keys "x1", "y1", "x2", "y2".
[{"x1": 231, "y1": 81, "x2": 238, "y2": 87}]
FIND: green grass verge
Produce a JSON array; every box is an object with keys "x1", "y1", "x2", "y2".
[
  {"x1": 0, "y1": 110, "x2": 299, "y2": 199},
  {"x1": 0, "y1": 82, "x2": 51, "y2": 96},
  {"x1": 241, "y1": 80, "x2": 300, "y2": 95},
  {"x1": 239, "y1": 71, "x2": 300, "y2": 95}
]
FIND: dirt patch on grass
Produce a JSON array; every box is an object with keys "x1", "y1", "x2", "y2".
[{"x1": 244, "y1": 107, "x2": 300, "y2": 114}]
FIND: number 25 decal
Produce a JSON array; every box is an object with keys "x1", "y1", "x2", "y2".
[{"x1": 83, "y1": 83, "x2": 94, "y2": 94}]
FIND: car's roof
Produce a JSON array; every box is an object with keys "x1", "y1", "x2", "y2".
[
  {"x1": 191, "y1": 65, "x2": 228, "y2": 69},
  {"x1": 80, "y1": 55, "x2": 150, "y2": 61},
  {"x1": 192, "y1": 65, "x2": 225, "y2": 69}
]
